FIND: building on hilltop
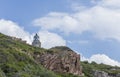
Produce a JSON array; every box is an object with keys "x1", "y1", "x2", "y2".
[{"x1": 32, "y1": 33, "x2": 41, "y2": 48}]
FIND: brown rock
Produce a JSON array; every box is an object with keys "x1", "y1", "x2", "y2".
[{"x1": 34, "y1": 46, "x2": 82, "y2": 76}]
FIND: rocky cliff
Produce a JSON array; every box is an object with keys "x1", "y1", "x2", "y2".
[{"x1": 33, "y1": 46, "x2": 82, "y2": 76}]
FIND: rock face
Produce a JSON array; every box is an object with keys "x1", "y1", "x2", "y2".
[
  {"x1": 94, "y1": 70, "x2": 108, "y2": 77},
  {"x1": 93, "y1": 70, "x2": 120, "y2": 77},
  {"x1": 34, "y1": 46, "x2": 82, "y2": 76}
]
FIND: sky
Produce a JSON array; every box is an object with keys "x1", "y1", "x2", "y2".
[{"x1": 0, "y1": 0, "x2": 120, "y2": 66}]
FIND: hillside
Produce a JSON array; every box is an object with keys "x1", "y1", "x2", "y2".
[
  {"x1": 0, "y1": 33, "x2": 82, "y2": 77},
  {"x1": 0, "y1": 33, "x2": 61, "y2": 77},
  {"x1": 81, "y1": 61, "x2": 120, "y2": 77},
  {"x1": 0, "y1": 33, "x2": 120, "y2": 77}
]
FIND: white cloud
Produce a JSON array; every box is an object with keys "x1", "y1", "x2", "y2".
[
  {"x1": 0, "y1": 19, "x2": 32, "y2": 44},
  {"x1": 37, "y1": 30, "x2": 66, "y2": 49},
  {"x1": 99, "y1": 0, "x2": 120, "y2": 9},
  {"x1": 33, "y1": 12, "x2": 92, "y2": 34},
  {"x1": 0, "y1": 19, "x2": 66, "y2": 48},
  {"x1": 81, "y1": 54, "x2": 120, "y2": 67},
  {"x1": 68, "y1": 40, "x2": 88, "y2": 44},
  {"x1": 33, "y1": 0, "x2": 120, "y2": 42}
]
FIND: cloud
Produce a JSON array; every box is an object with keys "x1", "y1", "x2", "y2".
[
  {"x1": 33, "y1": 0, "x2": 120, "y2": 42},
  {"x1": 99, "y1": 0, "x2": 120, "y2": 9},
  {"x1": 68, "y1": 40, "x2": 88, "y2": 44},
  {"x1": 0, "y1": 19, "x2": 66, "y2": 48},
  {"x1": 33, "y1": 12, "x2": 91, "y2": 34},
  {"x1": 37, "y1": 30, "x2": 66, "y2": 49},
  {"x1": 81, "y1": 54, "x2": 120, "y2": 67},
  {"x1": 0, "y1": 19, "x2": 32, "y2": 44}
]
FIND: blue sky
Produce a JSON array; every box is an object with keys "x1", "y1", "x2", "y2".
[{"x1": 0, "y1": 0, "x2": 120, "y2": 66}]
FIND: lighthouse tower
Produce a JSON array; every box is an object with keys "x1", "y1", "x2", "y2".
[{"x1": 32, "y1": 33, "x2": 41, "y2": 48}]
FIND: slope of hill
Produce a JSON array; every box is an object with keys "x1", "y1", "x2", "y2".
[
  {"x1": 81, "y1": 61, "x2": 120, "y2": 77},
  {"x1": 1, "y1": 33, "x2": 120, "y2": 77},
  {"x1": 0, "y1": 33, "x2": 61, "y2": 77},
  {"x1": 0, "y1": 33, "x2": 83, "y2": 77}
]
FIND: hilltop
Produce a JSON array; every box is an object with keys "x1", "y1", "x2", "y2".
[{"x1": 0, "y1": 33, "x2": 82, "y2": 77}]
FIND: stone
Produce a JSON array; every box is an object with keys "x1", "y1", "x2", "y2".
[
  {"x1": 94, "y1": 70, "x2": 108, "y2": 77},
  {"x1": 33, "y1": 46, "x2": 82, "y2": 76},
  {"x1": 93, "y1": 70, "x2": 120, "y2": 77}
]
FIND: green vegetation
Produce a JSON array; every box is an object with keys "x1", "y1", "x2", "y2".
[
  {"x1": 81, "y1": 61, "x2": 120, "y2": 77},
  {"x1": 50, "y1": 46, "x2": 72, "y2": 51},
  {"x1": 0, "y1": 33, "x2": 60, "y2": 77},
  {"x1": 0, "y1": 33, "x2": 81, "y2": 77},
  {"x1": 0, "y1": 33, "x2": 120, "y2": 77}
]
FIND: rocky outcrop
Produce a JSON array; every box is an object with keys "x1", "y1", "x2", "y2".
[
  {"x1": 94, "y1": 70, "x2": 108, "y2": 77},
  {"x1": 33, "y1": 46, "x2": 82, "y2": 76},
  {"x1": 93, "y1": 70, "x2": 120, "y2": 77}
]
